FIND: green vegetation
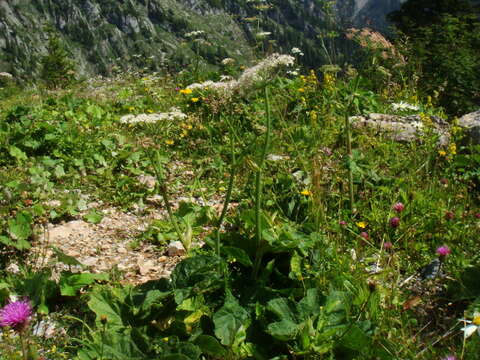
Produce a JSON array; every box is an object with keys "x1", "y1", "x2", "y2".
[
  {"x1": 389, "y1": 0, "x2": 480, "y2": 115},
  {"x1": 1, "y1": 41, "x2": 480, "y2": 358},
  {"x1": 0, "y1": 2, "x2": 480, "y2": 359}
]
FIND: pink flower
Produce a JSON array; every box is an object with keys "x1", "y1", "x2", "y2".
[
  {"x1": 360, "y1": 232, "x2": 369, "y2": 240},
  {"x1": 436, "y1": 245, "x2": 451, "y2": 257},
  {"x1": 339, "y1": 220, "x2": 347, "y2": 226},
  {"x1": 474, "y1": 213, "x2": 480, "y2": 219},
  {"x1": 389, "y1": 217, "x2": 400, "y2": 228},
  {"x1": 442, "y1": 355, "x2": 456, "y2": 360},
  {"x1": 392, "y1": 202, "x2": 404, "y2": 213},
  {"x1": 0, "y1": 299, "x2": 32, "y2": 331},
  {"x1": 383, "y1": 241, "x2": 393, "y2": 250}
]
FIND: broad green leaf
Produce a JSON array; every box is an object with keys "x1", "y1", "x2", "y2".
[
  {"x1": 59, "y1": 272, "x2": 109, "y2": 296},
  {"x1": 87, "y1": 286, "x2": 127, "y2": 328},
  {"x1": 266, "y1": 297, "x2": 296, "y2": 323},
  {"x1": 213, "y1": 292, "x2": 250, "y2": 346},
  {"x1": 193, "y1": 335, "x2": 226, "y2": 357},
  {"x1": 222, "y1": 246, "x2": 253, "y2": 267},
  {"x1": 8, "y1": 211, "x2": 32, "y2": 241},
  {"x1": 83, "y1": 210, "x2": 104, "y2": 224},
  {"x1": 9, "y1": 145, "x2": 27, "y2": 161},
  {"x1": 267, "y1": 319, "x2": 299, "y2": 341}
]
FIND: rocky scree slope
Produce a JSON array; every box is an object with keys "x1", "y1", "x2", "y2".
[{"x1": 0, "y1": 0, "x2": 405, "y2": 78}]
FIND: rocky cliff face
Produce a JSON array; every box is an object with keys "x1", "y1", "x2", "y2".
[{"x1": 0, "y1": 0, "x2": 405, "y2": 78}]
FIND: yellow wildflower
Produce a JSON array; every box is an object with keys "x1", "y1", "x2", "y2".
[
  {"x1": 300, "y1": 189, "x2": 312, "y2": 196},
  {"x1": 191, "y1": 97, "x2": 200, "y2": 103},
  {"x1": 438, "y1": 150, "x2": 447, "y2": 157},
  {"x1": 180, "y1": 88, "x2": 193, "y2": 95},
  {"x1": 298, "y1": 88, "x2": 305, "y2": 93},
  {"x1": 165, "y1": 139, "x2": 174, "y2": 145},
  {"x1": 449, "y1": 143, "x2": 457, "y2": 155},
  {"x1": 127, "y1": 106, "x2": 135, "y2": 111},
  {"x1": 146, "y1": 109, "x2": 154, "y2": 113},
  {"x1": 356, "y1": 221, "x2": 367, "y2": 229}
]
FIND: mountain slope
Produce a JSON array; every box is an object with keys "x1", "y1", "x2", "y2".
[{"x1": 0, "y1": 0, "x2": 405, "y2": 78}]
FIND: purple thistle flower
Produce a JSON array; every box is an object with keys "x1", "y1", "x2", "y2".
[
  {"x1": 0, "y1": 299, "x2": 32, "y2": 331},
  {"x1": 392, "y1": 202, "x2": 405, "y2": 213},
  {"x1": 389, "y1": 217, "x2": 400, "y2": 228},
  {"x1": 436, "y1": 245, "x2": 451, "y2": 257}
]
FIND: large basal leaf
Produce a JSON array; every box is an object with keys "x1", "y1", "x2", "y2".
[
  {"x1": 193, "y1": 335, "x2": 226, "y2": 357},
  {"x1": 267, "y1": 319, "x2": 299, "y2": 341},
  {"x1": 7, "y1": 211, "x2": 32, "y2": 249},
  {"x1": 171, "y1": 255, "x2": 223, "y2": 304},
  {"x1": 59, "y1": 272, "x2": 109, "y2": 296},
  {"x1": 222, "y1": 246, "x2": 253, "y2": 267},
  {"x1": 213, "y1": 292, "x2": 250, "y2": 346},
  {"x1": 87, "y1": 286, "x2": 128, "y2": 329}
]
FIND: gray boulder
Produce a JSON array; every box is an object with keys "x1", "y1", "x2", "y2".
[
  {"x1": 458, "y1": 109, "x2": 480, "y2": 146},
  {"x1": 350, "y1": 113, "x2": 450, "y2": 146}
]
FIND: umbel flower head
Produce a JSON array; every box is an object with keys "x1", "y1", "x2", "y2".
[{"x1": 0, "y1": 299, "x2": 32, "y2": 332}]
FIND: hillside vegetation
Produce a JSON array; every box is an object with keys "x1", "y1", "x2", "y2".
[{"x1": 0, "y1": 1, "x2": 480, "y2": 359}]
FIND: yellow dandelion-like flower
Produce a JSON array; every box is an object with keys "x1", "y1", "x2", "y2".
[
  {"x1": 298, "y1": 88, "x2": 305, "y2": 93},
  {"x1": 180, "y1": 89, "x2": 193, "y2": 95},
  {"x1": 438, "y1": 150, "x2": 447, "y2": 157},
  {"x1": 356, "y1": 221, "x2": 367, "y2": 229},
  {"x1": 300, "y1": 189, "x2": 312, "y2": 196},
  {"x1": 191, "y1": 97, "x2": 200, "y2": 103},
  {"x1": 165, "y1": 139, "x2": 174, "y2": 145}
]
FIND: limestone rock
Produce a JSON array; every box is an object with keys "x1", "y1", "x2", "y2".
[
  {"x1": 458, "y1": 109, "x2": 480, "y2": 146},
  {"x1": 350, "y1": 113, "x2": 450, "y2": 145},
  {"x1": 167, "y1": 241, "x2": 186, "y2": 257}
]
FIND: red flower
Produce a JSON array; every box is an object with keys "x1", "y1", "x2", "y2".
[{"x1": 389, "y1": 217, "x2": 400, "y2": 228}]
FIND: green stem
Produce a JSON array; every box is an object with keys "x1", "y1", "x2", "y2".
[
  {"x1": 216, "y1": 127, "x2": 237, "y2": 257},
  {"x1": 253, "y1": 86, "x2": 272, "y2": 278},
  {"x1": 149, "y1": 151, "x2": 183, "y2": 243},
  {"x1": 344, "y1": 109, "x2": 354, "y2": 213},
  {"x1": 19, "y1": 332, "x2": 27, "y2": 360}
]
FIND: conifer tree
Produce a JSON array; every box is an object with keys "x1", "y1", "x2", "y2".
[{"x1": 39, "y1": 32, "x2": 75, "y2": 89}]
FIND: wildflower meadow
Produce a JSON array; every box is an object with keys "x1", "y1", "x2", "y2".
[{"x1": 1, "y1": 30, "x2": 480, "y2": 360}]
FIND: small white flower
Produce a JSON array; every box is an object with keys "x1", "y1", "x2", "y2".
[
  {"x1": 460, "y1": 312, "x2": 480, "y2": 338},
  {"x1": 291, "y1": 47, "x2": 304, "y2": 56},
  {"x1": 391, "y1": 101, "x2": 419, "y2": 111}
]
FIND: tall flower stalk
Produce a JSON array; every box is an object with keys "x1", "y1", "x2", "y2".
[{"x1": 253, "y1": 86, "x2": 272, "y2": 278}]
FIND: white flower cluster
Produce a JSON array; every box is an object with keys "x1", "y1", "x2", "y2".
[
  {"x1": 221, "y1": 57, "x2": 236, "y2": 66},
  {"x1": 291, "y1": 47, "x2": 304, "y2": 56},
  {"x1": 237, "y1": 53, "x2": 294, "y2": 88},
  {"x1": 186, "y1": 53, "x2": 295, "y2": 96},
  {"x1": 120, "y1": 107, "x2": 187, "y2": 124},
  {"x1": 0, "y1": 72, "x2": 13, "y2": 79},
  {"x1": 185, "y1": 30, "x2": 205, "y2": 38},
  {"x1": 391, "y1": 102, "x2": 419, "y2": 111}
]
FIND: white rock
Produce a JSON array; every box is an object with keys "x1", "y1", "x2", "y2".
[{"x1": 167, "y1": 241, "x2": 186, "y2": 257}]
